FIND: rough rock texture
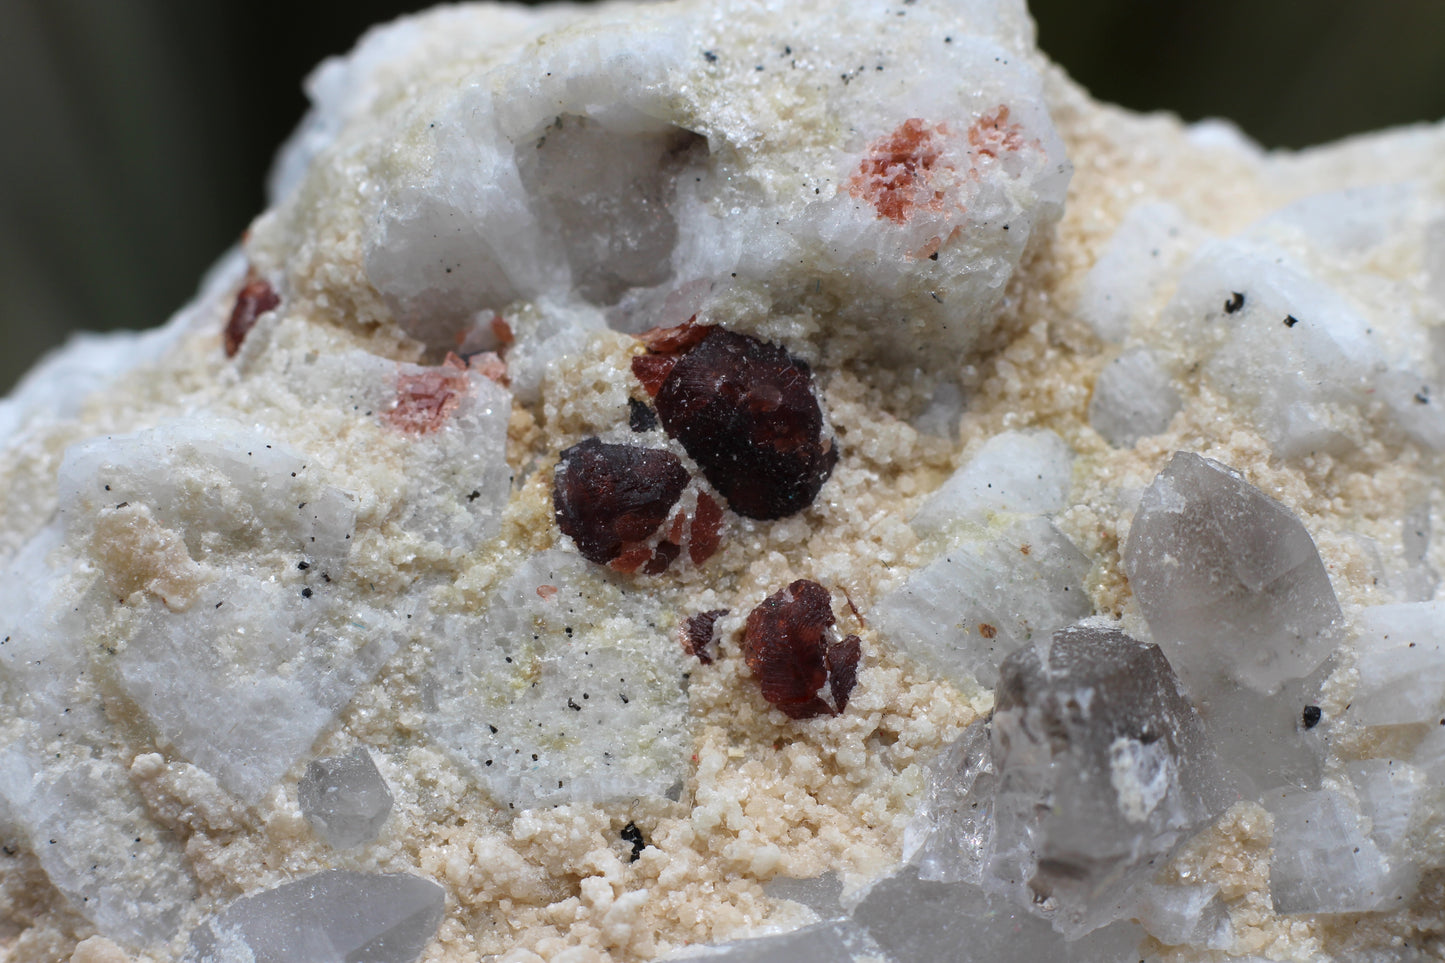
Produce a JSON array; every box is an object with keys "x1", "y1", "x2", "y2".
[{"x1": 1, "y1": 0, "x2": 1444, "y2": 961}]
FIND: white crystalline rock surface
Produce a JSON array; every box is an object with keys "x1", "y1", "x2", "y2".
[
  {"x1": 0, "y1": 0, "x2": 1444, "y2": 961},
  {"x1": 1089, "y1": 348, "x2": 1182, "y2": 448},
  {"x1": 873, "y1": 514, "x2": 1091, "y2": 690},
  {"x1": 1265, "y1": 789, "x2": 1410, "y2": 915},
  {"x1": 284, "y1": 0, "x2": 1071, "y2": 376},
  {"x1": 908, "y1": 428, "x2": 1075, "y2": 534},
  {"x1": 426, "y1": 551, "x2": 691, "y2": 808},
  {"x1": 0, "y1": 747, "x2": 195, "y2": 947},
  {"x1": 1349, "y1": 601, "x2": 1445, "y2": 726}
]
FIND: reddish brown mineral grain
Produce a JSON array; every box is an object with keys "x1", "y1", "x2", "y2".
[
  {"x1": 223, "y1": 272, "x2": 280, "y2": 357},
  {"x1": 385, "y1": 361, "x2": 470, "y2": 435},
  {"x1": 681, "y1": 609, "x2": 729, "y2": 665},
  {"x1": 637, "y1": 316, "x2": 712, "y2": 354},
  {"x1": 653, "y1": 329, "x2": 836, "y2": 520},
  {"x1": 826, "y1": 635, "x2": 862, "y2": 712},
  {"x1": 553, "y1": 438, "x2": 690, "y2": 566},
  {"x1": 966, "y1": 105, "x2": 1026, "y2": 159},
  {"x1": 689, "y1": 492, "x2": 724, "y2": 565},
  {"x1": 849, "y1": 118, "x2": 951, "y2": 224},
  {"x1": 631, "y1": 354, "x2": 679, "y2": 396},
  {"x1": 743, "y1": 579, "x2": 860, "y2": 720}
]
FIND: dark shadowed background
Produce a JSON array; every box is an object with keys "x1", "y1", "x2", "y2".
[{"x1": 2, "y1": 0, "x2": 1442, "y2": 392}]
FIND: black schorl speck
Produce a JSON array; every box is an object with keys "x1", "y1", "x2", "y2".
[
  {"x1": 628, "y1": 397, "x2": 658, "y2": 432},
  {"x1": 620, "y1": 822, "x2": 646, "y2": 862},
  {"x1": 702, "y1": 50, "x2": 718, "y2": 63},
  {"x1": 297, "y1": 560, "x2": 310, "y2": 570},
  {"x1": 1302, "y1": 705, "x2": 1322, "y2": 729},
  {"x1": 1415, "y1": 388, "x2": 1431, "y2": 405},
  {"x1": 1284, "y1": 315, "x2": 1300, "y2": 328},
  {"x1": 301, "y1": 587, "x2": 313, "y2": 599},
  {"x1": 1224, "y1": 291, "x2": 1246, "y2": 314}
]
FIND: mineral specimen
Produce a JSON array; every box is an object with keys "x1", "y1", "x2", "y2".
[{"x1": 2, "y1": 0, "x2": 1444, "y2": 959}]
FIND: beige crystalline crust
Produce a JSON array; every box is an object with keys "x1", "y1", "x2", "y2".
[{"x1": 0, "y1": 1, "x2": 1442, "y2": 962}]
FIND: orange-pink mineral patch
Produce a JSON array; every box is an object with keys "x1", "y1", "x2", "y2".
[
  {"x1": 385, "y1": 360, "x2": 470, "y2": 435},
  {"x1": 967, "y1": 105, "x2": 1026, "y2": 159},
  {"x1": 849, "y1": 118, "x2": 951, "y2": 224}
]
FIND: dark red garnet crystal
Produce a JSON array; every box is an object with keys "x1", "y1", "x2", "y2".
[
  {"x1": 650, "y1": 329, "x2": 836, "y2": 520},
  {"x1": 553, "y1": 438, "x2": 690, "y2": 566},
  {"x1": 742, "y1": 579, "x2": 861, "y2": 719}
]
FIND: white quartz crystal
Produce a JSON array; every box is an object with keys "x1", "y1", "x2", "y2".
[
  {"x1": 1, "y1": 0, "x2": 1444, "y2": 960},
  {"x1": 1349, "y1": 602, "x2": 1445, "y2": 726},
  {"x1": 874, "y1": 515, "x2": 1092, "y2": 690}
]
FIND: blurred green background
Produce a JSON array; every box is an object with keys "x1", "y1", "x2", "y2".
[{"x1": 2, "y1": 0, "x2": 1442, "y2": 392}]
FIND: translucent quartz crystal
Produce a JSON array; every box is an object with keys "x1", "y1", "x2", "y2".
[
  {"x1": 909, "y1": 429, "x2": 1075, "y2": 535},
  {"x1": 874, "y1": 516, "x2": 1091, "y2": 690},
  {"x1": 762, "y1": 873, "x2": 844, "y2": 918},
  {"x1": 1088, "y1": 348, "x2": 1182, "y2": 448},
  {"x1": 1123, "y1": 451, "x2": 1342, "y2": 697},
  {"x1": 298, "y1": 747, "x2": 394, "y2": 849},
  {"x1": 1128, "y1": 880, "x2": 1232, "y2": 949},
  {"x1": 187, "y1": 870, "x2": 444, "y2": 963},
  {"x1": 1349, "y1": 602, "x2": 1445, "y2": 726},
  {"x1": 849, "y1": 867, "x2": 1143, "y2": 963},
  {"x1": 1194, "y1": 668, "x2": 1327, "y2": 796},
  {"x1": 427, "y1": 550, "x2": 691, "y2": 808},
  {"x1": 903, "y1": 718, "x2": 996, "y2": 886},
  {"x1": 670, "y1": 922, "x2": 873, "y2": 963},
  {"x1": 1266, "y1": 789, "x2": 1409, "y2": 915},
  {"x1": 988, "y1": 623, "x2": 1229, "y2": 937},
  {"x1": 0, "y1": 747, "x2": 195, "y2": 947},
  {"x1": 1076, "y1": 201, "x2": 1208, "y2": 344}
]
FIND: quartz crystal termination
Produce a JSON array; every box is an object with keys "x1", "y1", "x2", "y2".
[
  {"x1": 1124, "y1": 451, "x2": 1342, "y2": 696},
  {"x1": 987, "y1": 622, "x2": 1229, "y2": 937},
  {"x1": 186, "y1": 871, "x2": 445, "y2": 963},
  {"x1": 297, "y1": 747, "x2": 395, "y2": 849}
]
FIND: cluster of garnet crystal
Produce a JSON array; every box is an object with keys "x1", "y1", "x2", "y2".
[
  {"x1": 553, "y1": 320, "x2": 836, "y2": 575},
  {"x1": 554, "y1": 321, "x2": 858, "y2": 719}
]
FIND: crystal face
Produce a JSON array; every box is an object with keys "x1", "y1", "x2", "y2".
[
  {"x1": 298, "y1": 747, "x2": 395, "y2": 849},
  {"x1": 187, "y1": 871, "x2": 445, "y2": 963},
  {"x1": 1123, "y1": 451, "x2": 1343, "y2": 696},
  {"x1": 988, "y1": 623, "x2": 1229, "y2": 937}
]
